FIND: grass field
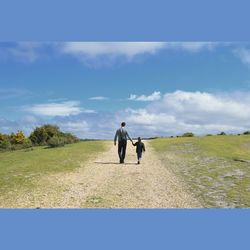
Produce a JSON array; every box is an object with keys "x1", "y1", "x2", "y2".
[
  {"x1": 150, "y1": 135, "x2": 250, "y2": 208},
  {"x1": 1, "y1": 136, "x2": 250, "y2": 208},
  {"x1": 0, "y1": 141, "x2": 107, "y2": 194}
]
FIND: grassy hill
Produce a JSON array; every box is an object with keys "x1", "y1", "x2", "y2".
[
  {"x1": 1, "y1": 135, "x2": 250, "y2": 208},
  {"x1": 150, "y1": 135, "x2": 250, "y2": 208},
  {"x1": 0, "y1": 141, "x2": 106, "y2": 194}
]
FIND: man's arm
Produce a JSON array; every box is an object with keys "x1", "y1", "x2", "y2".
[
  {"x1": 114, "y1": 130, "x2": 118, "y2": 145},
  {"x1": 142, "y1": 143, "x2": 146, "y2": 152},
  {"x1": 126, "y1": 131, "x2": 133, "y2": 142}
]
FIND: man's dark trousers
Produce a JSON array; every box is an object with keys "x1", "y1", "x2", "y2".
[{"x1": 118, "y1": 139, "x2": 127, "y2": 163}]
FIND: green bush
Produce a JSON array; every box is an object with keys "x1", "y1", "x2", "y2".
[
  {"x1": 43, "y1": 124, "x2": 60, "y2": 138},
  {"x1": 62, "y1": 133, "x2": 79, "y2": 144},
  {"x1": 0, "y1": 133, "x2": 10, "y2": 142},
  {"x1": 0, "y1": 140, "x2": 11, "y2": 150},
  {"x1": 182, "y1": 132, "x2": 194, "y2": 137},
  {"x1": 9, "y1": 133, "x2": 16, "y2": 144},
  {"x1": 29, "y1": 127, "x2": 48, "y2": 145},
  {"x1": 0, "y1": 133, "x2": 4, "y2": 141},
  {"x1": 243, "y1": 131, "x2": 250, "y2": 135},
  {"x1": 29, "y1": 125, "x2": 75, "y2": 146},
  {"x1": 1, "y1": 125, "x2": 79, "y2": 151},
  {"x1": 206, "y1": 134, "x2": 213, "y2": 136},
  {"x1": 218, "y1": 132, "x2": 226, "y2": 136},
  {"x1": 47, "y1": 136, "x2": 65, "y2": 148},
  {"x1": 13, "y1": 131, "x2": 26, "y2": 144},
  {"x1": 22, "y1": 138, "x2": 33, "y2": 148}
]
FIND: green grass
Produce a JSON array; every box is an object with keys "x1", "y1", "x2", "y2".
[
  {"x1": 0, "y1": 141, "x2": 107, "y2": 193},
  {"x1": 150, "y1": 135, "x2": 250, "y2": 208}
]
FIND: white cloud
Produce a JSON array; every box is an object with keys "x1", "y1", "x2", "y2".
[
  {"x1": 4, "y1": 90, "x2": 250, "y2": 139},
  {"x1": 0, "y1": 116, "x2": 43, "y2": 136},
  {"x1": 61, "y1": 42, "x2": 219, "y2": 60},
  {"x1": 89, "y1": 96, "x2": 109, "y2": 100},
  {"x1": 24, "y1": 101, "x2": 95, "y2": 117},
  {"x1": 234, "y1": 48, "x2": 250, "y2": 66},
  {"x1": 61, "y1": 42, "x2": 166, "y2": 60},
  {"x1": 123, "y1": 90, "x2": 250, "y2": 136},
  {"x1": 0, "y1": 42, "x2": 225, "y2": 65},
  {"x1": 59, "y1": 42, "x2": 221, "y2": 67},
  {"x1": 48, "y1": 98, "x2": 68, "y2": 102},
  {"x1": 164, "y1": 42, "x2": 218, "y2": 52},
  {"x1": 128, "y1": 91, "x2": 161, "y2": 101},
  {"x1": 0, "y1": 42, "x2": 42, "y2": 62},
  {"x1": 0, "y1": 88, "x2": 32, "y2": 99},
  {"x1": 21, "y1": 115, "x2": 39, "y2": 124},
  {"x1": 57, "y1": 120, "x2": 90, "y2": 138},
  {"x1": 53, "y1": 112, "x2": 117, "y2": 139}
]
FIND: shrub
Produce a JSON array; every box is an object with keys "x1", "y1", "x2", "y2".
[
  {"x1": 29, "y1": 127, "x2": 48, "y2": 145},
  {"x1": 22, "y1": 138, "x2": 33, "y2": 148},
  {"x1": 0, "y1": 140, "x2": 11, "y2": 150},
  {"x1": 182, "y1": 132, "x2": 194, "y2": 137},
  {"x1": 218, "y1": 132, "x2": 226, "y2": 136},
  {"x1": 62, "y1": 133, "x2": 79, "y2": 144},
  {"x1": 1, "y1": 125, "x2": 79, "y2": 151},
  {"x1": 14, "y1": 131, "x2": 26, "y2": 144},
  {"x1": 206, "y1": 134, "x2": 213, "y2": 136},
  {"x1": 29, "y1": 125, "x2": 67, "y2": 145},
  {"x1": 9, "y1": 133, "x2": 16, "y2": 144},
  {"x1": 47, "y1": 136, "x2": 65, "y2": 148},
  {"x1": 0, "y1": 133, "x2": 10, "y2": 142},
  {"x1": 243, "y1": 131, "x2": 250, "y2": 135},
  {"x1": 0, "y1": 133, "x2": 4, "y2": 141},
  {"x1": 43, "y1": 124, "x2": 60, "y2": 138}
]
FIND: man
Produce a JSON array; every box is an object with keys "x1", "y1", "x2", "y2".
[{"x1": 114, "y1": 122, "x2": 133, "y2": 164}]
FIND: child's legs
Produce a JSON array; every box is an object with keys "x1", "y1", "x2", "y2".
[{"x1": 137, "y1": 152, "x2": 142, "y2": 161}]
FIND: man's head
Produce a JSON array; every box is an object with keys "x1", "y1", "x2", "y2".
[
  {"x1": 121, "y1": 122, "x2": 126, "y2": 127},
  {"x1": 138, "y1": 137, "x2": 141, "y2": 142}
]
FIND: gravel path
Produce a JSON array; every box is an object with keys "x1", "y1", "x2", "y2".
[{"x1": 2, "y1": 141, "x2": 201, "y2": 208}]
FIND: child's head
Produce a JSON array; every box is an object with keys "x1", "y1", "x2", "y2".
[{"x1": 138, "y1": 137, "x2": 141, "y2": 142}]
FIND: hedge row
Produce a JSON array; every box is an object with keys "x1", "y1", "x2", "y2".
[{"x1": 0, "y1": 125, "x2": 79, "y2": 151}]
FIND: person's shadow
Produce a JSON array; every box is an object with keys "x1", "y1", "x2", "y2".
[{"x1": 94, "y1": 162, "x2": 137, "y2": 165}]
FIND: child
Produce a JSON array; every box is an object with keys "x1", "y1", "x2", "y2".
[{"x1": 132, "y1": 137, "x2": 146, "y2": 164}]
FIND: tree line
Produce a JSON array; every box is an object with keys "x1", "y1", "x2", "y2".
[
  {"x1": 170, "y1": 131, "x2": 250, "y2": 138},
  {"x1": 0, "y1": 124, "x2": 79, "y2": 151}
]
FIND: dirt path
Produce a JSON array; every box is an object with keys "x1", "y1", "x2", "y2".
[{"x1": 4, "y1": 141, "x2": 201, "y2": 208}]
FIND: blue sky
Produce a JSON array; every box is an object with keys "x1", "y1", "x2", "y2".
[{"x1": 1, "y1": 42, "x2": 250, "y2": 138}]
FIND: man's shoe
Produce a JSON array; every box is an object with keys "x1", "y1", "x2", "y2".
[{"x1": 137, "y1": 161, "x2": 140, "y2": 164}]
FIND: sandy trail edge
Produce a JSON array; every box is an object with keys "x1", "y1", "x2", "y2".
[{"x1": 1, "y1": 141, "x2": 202, "y2": 208}]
